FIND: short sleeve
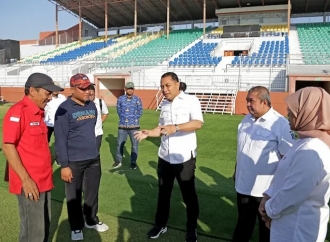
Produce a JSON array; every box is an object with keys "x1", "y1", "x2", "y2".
[
  {"x1": 3, "y1": 107, "x2": 23, "y2": 145},
  {"x1": 101, "y1": 99, "x2": 109, "y2": 115},
  {"x1": 190, "y1": 96, "x2": 204, "y2": 123}
]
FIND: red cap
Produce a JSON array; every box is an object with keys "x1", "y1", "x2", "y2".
[{"x1": 70, "y1": 73, "x2": 94, "y2": 89}]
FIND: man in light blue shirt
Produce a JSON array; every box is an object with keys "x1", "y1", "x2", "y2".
[{"x1": 113, "y1": 82, "x2": 142, "y2": 170}]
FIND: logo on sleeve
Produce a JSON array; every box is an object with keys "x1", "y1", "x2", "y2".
[{"x1": 10, "y1": 116, "x2": 20, "y2": 122}]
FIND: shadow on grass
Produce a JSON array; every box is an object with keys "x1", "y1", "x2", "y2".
[{"x1": 54, "y1": 218, "x2": 102, "y2": 242}]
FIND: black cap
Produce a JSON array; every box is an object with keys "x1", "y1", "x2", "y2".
[{"x1": 25, "y1": 73, "x2": 64, "y2": 92}]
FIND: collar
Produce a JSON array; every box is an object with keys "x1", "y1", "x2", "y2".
[
  {"x1": 168, "y1": 91, "x2": 185, "y2": 103},
  {"x1": 69, "y1": 97, "x2": 89, "y2": 106},
  {"x1": 250, "y1": 107, "x2": 273, "y2": 122},
  {"x1": 23, "y1": 96, "x2": 43, "y2": 115},
  {"x1": 126, "y1": 95, "x2": 135, "y2": 99}
]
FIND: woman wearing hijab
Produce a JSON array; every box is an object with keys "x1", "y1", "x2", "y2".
[{"x1": 258, "y1": 86, "x2": 330, "y2": 242}]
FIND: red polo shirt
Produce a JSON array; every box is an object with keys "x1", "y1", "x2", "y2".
[{"x1": 3, "y1": 96, "x2": 53, "y2": 194}]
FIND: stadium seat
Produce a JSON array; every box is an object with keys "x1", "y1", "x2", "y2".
[
  {"x1": 169, "y1": 40, "x2": 221, "y2": 67},
  {"x1": 40, "y1": 38, "x2": 117, "y2": 64},
  {"x1": 296, "y1": 22, "x2": 330, "y2": 65},
  {"x1": 231, "y1": 37, "x2": 289, "y2": 67},
  {"x1": 101, "y1": 29, "x2": 209, "y2": 68}
]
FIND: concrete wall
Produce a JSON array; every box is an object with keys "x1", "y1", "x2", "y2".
[{"x1": 0, "y1": 87, "x2": 287, "y2": 116}]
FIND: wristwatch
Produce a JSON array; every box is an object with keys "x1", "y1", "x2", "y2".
[{"x1": 174, "y1": 124, "x2": 179, "y2": 132}]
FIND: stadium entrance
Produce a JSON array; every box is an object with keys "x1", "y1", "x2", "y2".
[
  {"x1": 96, "y1": 76, "x2": 126, "y2": 106},
  {"x1": 295, "y1": 80, "x2": 330, "y2": 94}
]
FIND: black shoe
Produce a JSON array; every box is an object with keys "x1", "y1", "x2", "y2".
[
  {"x1": 147, "y1": 226, "x2": 167, "y2": 239},
  {"x1": 112, "y1": 160, "x2": 122, "y2": 169},
  {"x1": 186, "y1": 230, "x2": 197, "y2": 242},
  {"x1": 130, "y1": 163, "x2": 137, "y2": 170}
]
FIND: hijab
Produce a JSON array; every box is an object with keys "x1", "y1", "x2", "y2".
[{"x1": 285, "y1": 87, "x2": 330, "y2": 148}]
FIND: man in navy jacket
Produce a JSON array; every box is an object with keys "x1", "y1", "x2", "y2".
[{"x1": 54, "y1": 73, "x2": 108, "y2": 241}]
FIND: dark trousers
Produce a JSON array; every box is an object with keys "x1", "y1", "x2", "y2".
[
  {"x1": 47, "y1": 126, "x2": 54, "y2": 143},
  {"x1": 155, "y1": 156, "x2": 199, "y2": 232},
  {"x1": 232, "y1": 193, "x2": 270, "y2": 242},
  {"x1": 96, "y1": 135, "x2": 103, "y2": 153},
  {"x1": 66, "y1": 156, "x2": 101, "y2": 231},
  {"x1": 17, "y1": 190, "x2": 51, "y2": 242},
  {"x1": 116, "y1": 128, "x2": 139, "y2": 164}
]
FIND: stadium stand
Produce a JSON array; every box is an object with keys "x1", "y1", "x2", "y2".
[
  {"x1": 168, "y1": 40, "x2": 222, "y2": 67},
  {"x1": 296, "y1": 22, "x2": 330, "y2": 65},
  {"x1": 101, "y1": 29, "x2": 207, "y2": 68},
  {"x1": 231, "y1": 36, "x2": 289, "y2": 67},
  {"x1": 40, "y1": 38, "x2": 117, "y2": 64},
  {"x1": 22, "y1": 41, "x2": 79, "y2": 63}
]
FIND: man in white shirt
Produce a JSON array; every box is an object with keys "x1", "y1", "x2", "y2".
[
  {"x1": 89, "y1": 85, "x2": 109, "y2": 152},
  {"x1": 44, "y1": 81, "x2": 66, "y2": 164},
  {"x1": 134, "y1": 72, "x2": 203, "y2": 242},
  {"x1": 232, "y1": 86, "x2": 295, "y2": 242}
]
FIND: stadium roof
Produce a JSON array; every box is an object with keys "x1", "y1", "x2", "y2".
[{"x1": 51, "y1": 0, "x2": 330, "y2": 29}]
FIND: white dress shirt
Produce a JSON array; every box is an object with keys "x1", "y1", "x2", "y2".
[
  {"x1": 44, "y1": 94, "x2": 66, "y2": 127},
  {"x1": 158, "y1": 92, "x2": 204, "y2": 164},
  {"x1": 264, "y1": 138, "x2": 330, "y2": 242},
  {"x1": 235, "y1": 108, "x2": 295, "y2": 197},
  {"x1": 93, "y1": 97, "x2": 108, "y2": 137}
]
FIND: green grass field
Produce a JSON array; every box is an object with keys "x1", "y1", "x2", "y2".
[{"x1": 0, "y1": 105, "x2": 327, "y2": 242}]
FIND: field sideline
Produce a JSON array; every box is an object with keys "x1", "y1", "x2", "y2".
[{"x1": 0, "y1": 104, "x2": 328, "y2": 242}]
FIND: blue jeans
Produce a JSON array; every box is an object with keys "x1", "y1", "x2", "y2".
[{"x1": 116, "y1": 128, "x2": 139, "y2": 164}]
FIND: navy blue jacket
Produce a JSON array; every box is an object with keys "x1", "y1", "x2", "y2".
[{"x1": 54, "y1": 98, "x2": 98, "y2": 168}]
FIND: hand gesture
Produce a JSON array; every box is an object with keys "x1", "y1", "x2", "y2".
[
  {"x1": 22, "y1": 177, "x2": 39, "y2": 201},
  {"x1": 134, "y1": 130, "x2": 149, "y2": 142},
  {"x1": 159, "y1": 125, "x2": 176, "y2": 136},
  {"x1": 61, "y1": 167, "x2": 73, "y2": 183}
]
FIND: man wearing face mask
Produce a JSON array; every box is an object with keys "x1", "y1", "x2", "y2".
[
  {"x1": 232, "y1": 86, "x2": 295, "y2": 242},
  {"x1": 134, "y1": 72, "x2": 203, "y2": 242},
  {"x1": 54, "y1": 73, "x2": 108, "y2": 241},
  {"x1": 2, "y1": 73, "x2": 63, "y2": 242},
  {"x1": 113, "y1": 82, "x2": 142, "y2": 170}
]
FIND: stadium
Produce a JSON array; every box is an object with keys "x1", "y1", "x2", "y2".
[{"x1": 1, "y1": 0, "x2": 330, "y2": 241}]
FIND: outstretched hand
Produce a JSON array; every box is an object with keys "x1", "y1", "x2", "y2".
[{"x1": 134, "y1": 130, "x2": 149, "y2": 142}]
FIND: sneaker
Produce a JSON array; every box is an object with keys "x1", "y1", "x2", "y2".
[
  {"x1": 85, "y1": 222, "x2": 109, "y2": 232},
  {"x1": 112, "y1": 161, "x2": 122, "y2": 169},
  {"x1": 130, "y1": 163, "x2": 137, "y2": 169},
  {"x1": 147, "y1": 226, "x2": 167, "y2": 239},
  {"x1": 71, "y1": 230, "x2": 83, "y2": 241},
  {"x1": 186, "y1": 230, "x2": 197, "y2": 242}
]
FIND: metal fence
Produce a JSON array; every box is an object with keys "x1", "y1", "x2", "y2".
[{"x1": 0, "y1": 54, "x2": 290, "y2": 91}]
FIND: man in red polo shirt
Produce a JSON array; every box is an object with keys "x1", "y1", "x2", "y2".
[{"x1": 2, "y1": 73, "x2": 63, "y2": 242}]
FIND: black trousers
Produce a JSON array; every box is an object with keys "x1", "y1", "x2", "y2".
[
  {"x1": 65, "y1": 156, "x2": 101, "y2": 231},
  {"x1": 155, "y1": 156, "x2": 199, "y2": 232},
  {"x1": 96, "y1": 135, "x2": 102, "y2": 153},
  {"x1": 47, "y1": 126, "x2": 54, "y2": 143},
  {"x1": 232, "y1": 193, "x2": 270, "y2": 242}
]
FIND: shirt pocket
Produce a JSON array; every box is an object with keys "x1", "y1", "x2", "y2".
[
  {"x1": 252, "y1": 129, "x2": 276, "y2": 149},
  {"x1": 175, "y1": 108, "x2": 190, "y2": 124},
  {"x1": 159, "y1": 110, "x2": 171, "y2": 125},
  {"x1": 29, "y1": 127, "x2": 47, "y2": 147}
]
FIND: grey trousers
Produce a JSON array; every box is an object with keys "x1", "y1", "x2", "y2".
[{"x1": 17, "y1": 190, "x2": 51, "y2": 242}]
